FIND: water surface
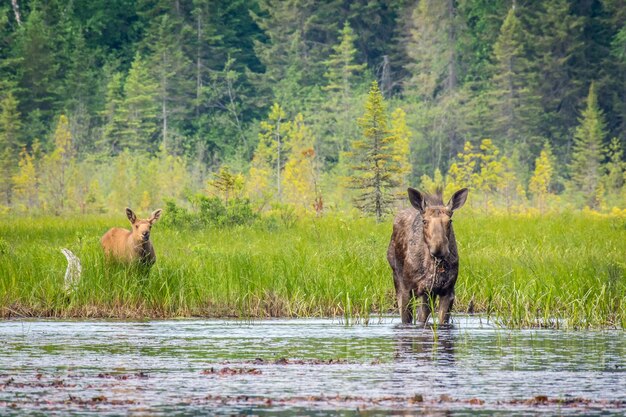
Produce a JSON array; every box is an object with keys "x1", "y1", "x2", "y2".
[{"x1": 0, "y1": 316, "x2": 624, "y2": 415}]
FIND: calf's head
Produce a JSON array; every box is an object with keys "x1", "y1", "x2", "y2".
[
  {"x1": 408, "y1": 188, "x2": 469, "y2": 259},
  {"x1": 126, "y1": 208, "x2": 162, "y2": 242}
]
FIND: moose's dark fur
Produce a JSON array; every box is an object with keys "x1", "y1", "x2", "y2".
[{"x1": 387, "y1": 188, "x2": 469, "y2": 325}]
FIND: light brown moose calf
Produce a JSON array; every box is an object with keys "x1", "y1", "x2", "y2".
[
  {"x1": 387, "y1": 188, "x2": 468, "y2": 325},
  {"x1": 101, "y1": 208, "x2": 162, "y2": 266}
]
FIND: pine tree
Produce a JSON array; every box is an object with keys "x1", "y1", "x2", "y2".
[
  {"x1": 145, "y1": 13, "x2": 194, "y2": 153},
  {"x1": 63, "y1": 30, "x2": 100, "y2": 155},
  {"x1": 13, "y1": 5, "x2": 60, "y2": 126},
  {"x1": 324, "y1": 22, "x2": 366, "y2": 99},
  {"x1": 403, "y1": 0, "x2": 469, "y2": 175},
  {"x1": 0, "y1": 5, "x2": 21, "y2": 96},
  {"x1": 570, "y1": 82, "x2": 606, "y2": 207},
  {"x1": 405, "y1": 0, "x2": 458, "y2": 99},
  {"x1": 100, "y1": 71, "x2": 127, "y2": 155},
  {"x1": 322, "y1": 21, "x2": 366, "y2": 161},
  {"x1": 529, "y1": 0, "x2": 584, "y2": 149},
  {"x1": 123, "y1": 53, "x2": 159, "y2": 153},
  {"x1": 348, "y1": 81, "x2": 403, "y2": 222},
  {"x1": 529, "y1": 142, "x2": 555, "y2": 212},
  {"x1": 0, "y1": 91, "x2": 22, "y2": 206},
  {"x1": 455, "y1": 0, "x2": 510, "y2": 86},
  {"x1": 489, "y1": 5, "x2": 542, "y2": 158},
  {"x1": 251, "y1": 0, "x2": 337, "y2": 110}
]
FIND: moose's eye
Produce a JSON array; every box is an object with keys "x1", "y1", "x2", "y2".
[
  {"x1": 135, "y1": 225, "x2": 139, "y2": 229},
  {"x1": 422, "y1": 219, "x2": 428, "y2": 225}
]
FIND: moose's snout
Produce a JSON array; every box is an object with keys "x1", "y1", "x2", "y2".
[
  {"x1": 142, "y1": 232, "x2": 150, "y2": 241},
  {"x1": 430, "y1": 246, "x2": 450, "y2": 259}
]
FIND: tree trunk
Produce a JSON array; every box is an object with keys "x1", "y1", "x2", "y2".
[
  {"x1": 446, "y1": 0, "x2": 457, "y2": 92},
  {"x1": 11, "y1": 0, "x2": 21, "y2": 26},
  {"x1": 276, "y1": 119, "x2": 282, "y2": 200}
]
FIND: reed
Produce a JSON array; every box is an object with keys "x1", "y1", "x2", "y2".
[{"x1": 1, "y1": 212, "x2": 624, "y2": 328}]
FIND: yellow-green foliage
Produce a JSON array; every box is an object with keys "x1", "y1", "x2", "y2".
[
  {"x1": 529, "y1": 143, "x2": 555, "y2": 212},
  {"x1": 248, "y1": 103, "x2": 289, "y2": 203},
  {"x1": 282, "y1": 113, "x2": 319, "y2": 211},
  {"x1": 12, "y1": 147, "x2": 38, "y2": 211},
  {"x1": 208, "y1": 166, "x2": 245, "y2": 203},
  {"x1": 41, "y1": 115, "x2": 75, "y2": 214}
]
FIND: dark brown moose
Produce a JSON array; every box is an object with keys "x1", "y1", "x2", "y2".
[
  {"x1": 387, "y1": 188, "x2": 469, "y2": 325},
  {"x1": 101, "y1": 208, "x2": 162, "y2": 266}
]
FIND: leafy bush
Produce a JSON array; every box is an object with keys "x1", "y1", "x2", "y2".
[
  {"x1": 161, "y1": 196, "x2": 258, "y2": 228},
  {"x1": 160, "y1": 199, "x2": 195, "y2": 228}
]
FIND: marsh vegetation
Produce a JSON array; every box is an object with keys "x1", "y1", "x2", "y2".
[{"x1": 1, "y1": 212, "x2": 624, "y2": 329}]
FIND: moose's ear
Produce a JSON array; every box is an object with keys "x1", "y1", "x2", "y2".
[
  {"x1": 126, "y1": 208, "x2": 137, "y2": 224},
  {"x1": 446, "y1": 188, "x2": 469, "y2": 212},
  {"x1": 149, "y1": 209, "x2": 162, "y2": 224},
  {"x1": 408, "y1": 188, "x2": 426, "y2": 213}
]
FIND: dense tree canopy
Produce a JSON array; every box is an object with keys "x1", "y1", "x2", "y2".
[{"x1": 0, "y1": 0, "x2": 625, "y2": 215}]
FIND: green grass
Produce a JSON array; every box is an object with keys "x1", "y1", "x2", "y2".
[{"x1": 0, "y1": 212, "x2": 624, "y2": 328}]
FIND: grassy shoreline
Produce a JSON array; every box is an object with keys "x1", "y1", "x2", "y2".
[{"x1": 1, "y1": 212, "x2": 625, "y2": 328}]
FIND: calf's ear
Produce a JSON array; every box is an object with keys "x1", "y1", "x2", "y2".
[
  {"x1": 149, "y1": 208, "x2": 162, "y2": 223},
  {"x1": 126, "y1": 208, "x2": 137, "y2": 224},
  {"x1": 446, "y1": 188, "x2": 469, "y2": 213},
  {"x1": 408, "y1": 188, "x2": 426, "y2": 213}
]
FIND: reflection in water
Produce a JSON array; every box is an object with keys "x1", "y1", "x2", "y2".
[
  {"x1": 394, "y1": 325, "x2": 455, "y2": 365},
  {"x1": 0, "y1": 317, "x2": 624, "y2": 416}
]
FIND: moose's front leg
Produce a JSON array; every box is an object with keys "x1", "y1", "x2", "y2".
[
  {"x1": 416, "y1": 293, "x2": 431, "y2": 325},
  {"x1": 437, "y1": 290, "x2": 455, "y2": 324},
  {"x1": 397, "y1": 289, "x2": 413, "y2": 324}
]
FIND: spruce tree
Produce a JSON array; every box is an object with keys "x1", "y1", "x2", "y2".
[
  {"x1": 570, "y1": 82, "x2": 606, "y2": 207},
  {"x1": 13, "y1": 5, "x2": 60, "y2": 125},
  {"x1": 145, "y1": 13, "x2": 194, "y2": 153},
  {"x1": 322, "y1": 21, "x2": 366, "y2": 161},
  {"x1": 405, "y1": 0, "x2": 458, "y2": 100},
  {"x1": 348, "y1": 81, "x2": 404, "y2": 222},
  {"x1": 251, "y1": 0, "x2": 338, "y2": 110},
  {"x1": 324, "y1": 22, "x2": 366, "y2": 100},
  {"x1": 123, "y1": 53, "x2": 159, "y2": 153},
  {"x1": 529, "y1": 0, "x2": 584, "y2": 148},
  {"x1": 100, "y1": 72, "x2": 127, "y2": 156},
  {"x1": 489, "y1": 5, "x2": 542, "y2": 158}
]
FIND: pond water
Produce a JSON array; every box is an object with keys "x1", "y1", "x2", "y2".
[{"x1": 0, "y1": 316, "x2": 624, "y2": 416}]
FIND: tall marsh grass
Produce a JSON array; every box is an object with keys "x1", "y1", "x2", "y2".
[{"x1": 0, "y1": 212, "x2": 624, "y2": 328}]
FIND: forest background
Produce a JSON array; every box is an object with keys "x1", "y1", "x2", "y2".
[{"x1": 1, "y1": 0, "x2": 626, "y2": 220}]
